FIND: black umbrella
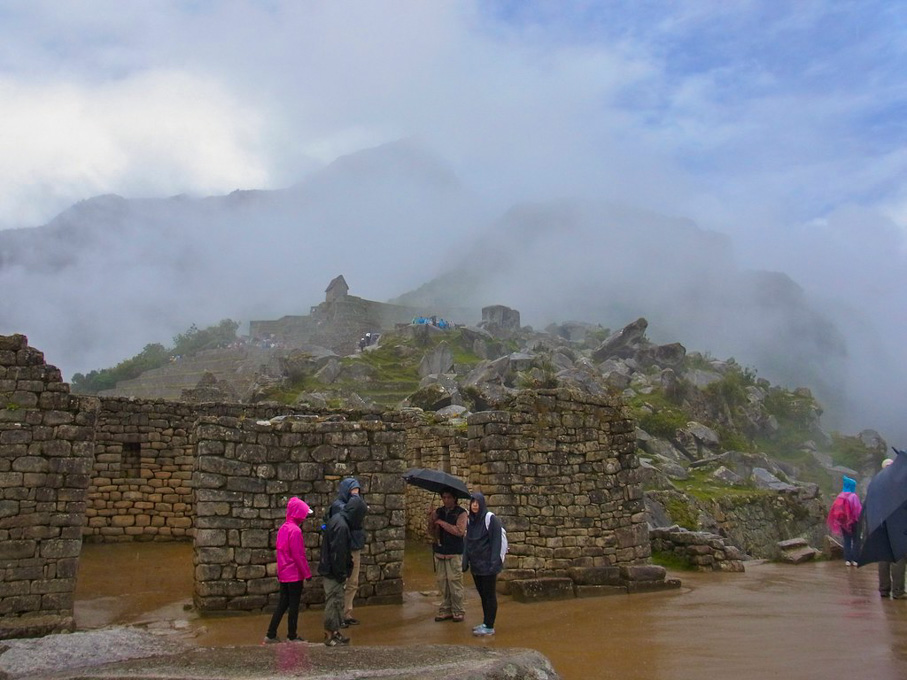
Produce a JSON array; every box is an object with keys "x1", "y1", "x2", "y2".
[
  {"x1": 402, "y1": 468, "x2": 470, "y2": 499},
  {"x1": 858, "y1": 449, "x2": 907, "y2": 566}
]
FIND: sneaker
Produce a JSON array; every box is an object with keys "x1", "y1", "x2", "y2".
[
  {"x1": 343, "y1": 617, "x2": 360, "y2": 626},
  {"x1": 472, "y1": 623, "x2": 484, "y2": 632},
  {"x1": 452, "y1": 614, "x2": 465, "y2": 623},
  {"x1": 473, "y1": 624, "x2": 495, "y2": 636},
  {"x1": 324, "y1": 631, "x2": 350, "y2": 647},
  {"x1": 262, "y1": 636, "x2": 281, "y2": 645},
  {"x1": 893, "y1": 593, "x2": 907, "y2": 600},
  {"x1": 435, "y1": 614, "x2": 453, "y2": 622},
  {"x1": 287, "y1": 636, "x2": 306, "y2": 643}
]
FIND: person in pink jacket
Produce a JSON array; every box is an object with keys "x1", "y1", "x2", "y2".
[{"x1": 264, "y1": 497, "x2": 313, "y2": 643}]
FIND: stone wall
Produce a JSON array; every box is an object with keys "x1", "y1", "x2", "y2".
[
  {"x1": 403, "y1": 416, "x2": 469, "y2": 540},
  {"x1": 466, "y1": 389, "x2": 649, "y2": 588},
  {"x1": 647, "y1": 488, "x2": 827, "y2": 559},
  {"x1": 192, "y1": 413, "x2": 407, "y2": 612},
  {"x1": 649, "y1": 526, "x2": 746, "y2": 572},
  {"x1": 0, "y1": 335, "x2": 97, "y2": 639},
  {"x1": 86, "y1": 400, "x2": 305, "y2": 543}
]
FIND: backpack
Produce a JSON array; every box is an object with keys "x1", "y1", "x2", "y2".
[{"x1": 484, "y1": 512, "x2": 509, "y2": 566}]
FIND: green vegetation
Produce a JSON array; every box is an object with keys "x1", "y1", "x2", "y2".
[
  {"x1": 71, "y1": 319, "x2": 239, "y2": 394},
  {"x1": 828, "y1": 432, "x2": 882, "y2": 471},
  {"x1": 650, "y1": 550, "x2": 698, "y2": 571},
  {"x1": 663, "y1": 494, "x2": 699, "y2": 530},
  {"x1": 264, "y1": 328, "x2": 488, "y2": 408}
]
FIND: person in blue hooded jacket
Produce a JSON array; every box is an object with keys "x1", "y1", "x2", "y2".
[
  {"x1": 327, "y1": 478, "x2": 368, "y2": 627},
  {"x1": 462, "y1": 491, "x2": 503, "y2": 636}
]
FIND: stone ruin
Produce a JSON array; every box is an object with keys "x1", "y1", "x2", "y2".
[{"x1": 1, "y1": 333, "x2": 675, "y2": 639}]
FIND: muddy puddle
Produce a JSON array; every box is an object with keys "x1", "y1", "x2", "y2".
[{"x1": 74, "y1": 541, "x2": 907, "y2": 680}]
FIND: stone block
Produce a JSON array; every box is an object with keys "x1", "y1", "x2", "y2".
[
  {"x1": 0, "y1": 540, "x2": 36, "y2": 559},
  {"x1": 619, "y1": 565, "x2": 667, "y2": 582},
  {"x1": 509, "y1": 578, "x2": 576, "y2": 603},
  {"x1": 626, "y1": 578, "x2": 682, "y2": 593},
  {"x1": 568, "y1": 566, "x2": 622, "y2": 586},
  {"x1": 575, "y1": 585, "x2": 627, "y2": 598}
]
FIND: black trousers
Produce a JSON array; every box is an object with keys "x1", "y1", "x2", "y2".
[
  {"x1": 267, "y1": 580, "x2": 304, "y2": 639},
  {"x1": 472, "y1": 573, "x2": 498, "y2": 628}
]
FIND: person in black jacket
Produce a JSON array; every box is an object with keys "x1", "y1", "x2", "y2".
[
  {"x1": 327, "y1": 477, "x2": 368, "y2": 627},
  {"x1": 319, "y1": 495, "x2": 366, "y2": 646},
  {"x1": 427, "y1": 488, "x2": 467, "y2": 622},
  {"x1": 462, "y1": 491, "x2": 503, "y2": 636}
]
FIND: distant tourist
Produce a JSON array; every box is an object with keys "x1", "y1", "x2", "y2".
[
  {"x1": 428, "y1": 488, "x2": 467, "y2": 623},
  {"x1": 327, "y1": 478, "x2": 368, "y2": 628},
  {"x1": 826, "y1": 475, "x2": 862, "y2": 566},
  {"x1": 463, "y1": 491, "x2": 504, "y2": 636},
  {"x1": 263, "y1": 497, "x2": 313, "y2": 644},
  {"x1": 319, "y1": 495, "x2": 367, "y2": 646},
  {"x1": 876, "y1": 458, "x2": 907, "y2": 599}
]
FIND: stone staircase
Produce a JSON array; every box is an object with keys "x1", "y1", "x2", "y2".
[{"x1": 99, "y1": 347, "x2": 287, "y2": 401}]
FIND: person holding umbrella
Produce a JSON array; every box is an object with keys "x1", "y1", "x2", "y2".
[
  {"x1": 875, "y1": 457, "x2": 907, "y2": 599},
  {"x1": 427, "y1": 487, "x2": 467, "y2": 623}
]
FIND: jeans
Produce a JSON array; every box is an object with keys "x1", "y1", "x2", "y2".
[
  {"x1": 266, "y1": 580, "x2": 304, "y2": 639},
  {"x1": 472, "y1": 573, "x2": 498, "y2": 628},
  {"x1": 842, "y1": 529, "x2": 859, "y2": 563}
]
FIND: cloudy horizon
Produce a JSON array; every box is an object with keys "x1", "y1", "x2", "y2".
[{"x1": 2, "y1": 1, "x2": 906, "y2": 444}]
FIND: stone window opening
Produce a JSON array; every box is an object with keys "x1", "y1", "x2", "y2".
[{"x1": 122, "y1": 441, "x2": 141, "y2": 479}]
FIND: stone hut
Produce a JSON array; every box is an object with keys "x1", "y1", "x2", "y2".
[{"x1": 325, "y1": 274, "x2": 349, "y2": 303}]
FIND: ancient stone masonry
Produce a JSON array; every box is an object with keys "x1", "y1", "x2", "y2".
[
  {"x1": 649, "y1": 526, "x2": 746, "y2": 572},
  {"x1": 87, "y1": 400, "x2": 305, "y2": 543},
  {"x1": 0, "y1": 335, "x2": 97, "y2": 639},
  {"x1": 192, "y1": 413, "x2": 408, "y2": 612},
  {"x1": 466, "y1": 389, "x2": 651, "y2": 591}
]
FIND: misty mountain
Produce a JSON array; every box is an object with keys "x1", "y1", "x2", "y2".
[
  {"x1": 0, "y1": 138, "x2": 892, "y2": 441},
  {"x1": 393, "y1": 199, "x2": 849, "y2": 418}
]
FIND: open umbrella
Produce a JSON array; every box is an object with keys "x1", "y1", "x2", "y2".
[
  {"x1": 857, "y1": 449, "x2": 907, "y2": 566},
  {"x1": 402, "y1": 468, "x2": 470, "y2": 499}
]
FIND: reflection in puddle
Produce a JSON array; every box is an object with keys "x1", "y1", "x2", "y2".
[{"x1": 75, "y1": 541, "x2": 907, "y2": 680}]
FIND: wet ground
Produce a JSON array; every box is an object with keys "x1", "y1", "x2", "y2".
[{"x1": 74, "y1": 541, "x2": 907, "y2": 680}]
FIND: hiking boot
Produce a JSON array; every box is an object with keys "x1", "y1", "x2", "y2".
[
  {"x1": 324, "y1": 631, "x2": 350, "y2": 647},
  {"x1": 473, "y1": 624, "x2": 495, "y2": 636},
  {"x1": 262, "y1": 636, "x2": 281, "y2": 645}
]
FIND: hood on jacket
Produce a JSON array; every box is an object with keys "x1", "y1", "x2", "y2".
[
  {"x1": 286, "y1": 497, "x2": 312, "y2": 523},
  {"x1": 337, "y1": 478, "x2": 362, "y2": 504},
  {"x1": 469, "y1": 491, "x2": 488, "y2": 521},
  {"x1": 342, "y1": 495, "x2": 367, "y2": 530},
  {"x1": 842, "y1": 476, "x2": 857, "y2": 493}
]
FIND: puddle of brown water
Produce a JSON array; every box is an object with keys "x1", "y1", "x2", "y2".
[{"x1": 75, "y1": 541, "x2": 907, "y2": 680}]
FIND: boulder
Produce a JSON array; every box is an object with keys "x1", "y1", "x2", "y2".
[
  {"x1": 592, "y1": 317, "x2": 648, "y2": 361},
  {"x1": 418, "y1": 341, "x2": 454, "y2": 377}
]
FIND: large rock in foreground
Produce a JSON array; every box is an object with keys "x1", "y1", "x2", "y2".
[{"x1": 5, "y1": 637, "x2": 561, "y2": 680}]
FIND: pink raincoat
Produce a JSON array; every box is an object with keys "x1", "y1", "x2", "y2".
[
  {"x1": 826, "y1": 492, "x2": 862, "y2": 536},
  {"x1": 275, "y1": 497, "x2": 312, "y2": 582}
]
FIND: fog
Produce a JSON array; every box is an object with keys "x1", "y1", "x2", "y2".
[{"x1": 1, "y1": 2, "x2": 906, "y2": 444}]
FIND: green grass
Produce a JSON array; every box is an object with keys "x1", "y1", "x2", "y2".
[{"x1": 651, "y1": 550, "x2": 698, "y2": 571}]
